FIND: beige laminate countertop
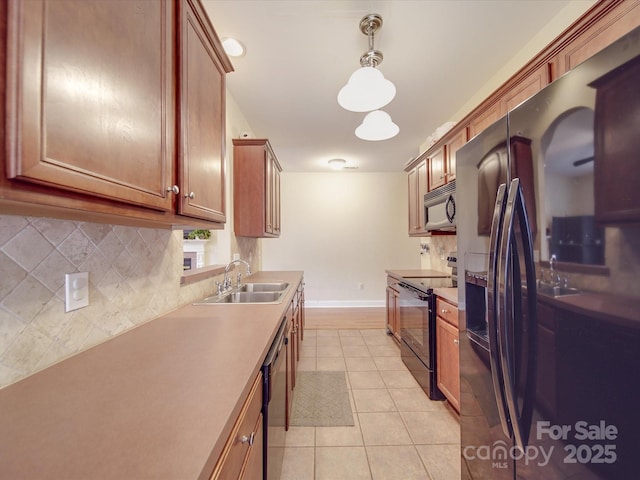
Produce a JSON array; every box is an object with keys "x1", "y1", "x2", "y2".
[
  {"x1": 433, "y1": 287, "x2": 458, "y2": 305},
  {"x1": 0, "y1": 270, "x2": 304, "y2": 480}
]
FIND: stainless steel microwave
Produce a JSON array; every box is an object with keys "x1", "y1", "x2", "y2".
[{"x1": 424, "y1": 180, "x2": 456, "y2": 232}]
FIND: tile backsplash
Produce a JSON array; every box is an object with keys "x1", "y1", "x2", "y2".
[{"x1": 0, "y1": 215, "x2": 227, "y2": 388}]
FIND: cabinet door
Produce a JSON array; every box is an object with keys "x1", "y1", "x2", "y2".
[
  {"x1": 386, "y1": 286, "x2": 398, "y2": 339},
  {"x1": 407, "y1": 159, "x2": 427, "y2": 235},
  {"x1": 273, "y1": 164, "x2": 281, "y2": 235},
  {"x1": 428, "y1": 147, "x2": 446, "y2": 191},
  {"x1": 265, "y1": 151, "x2": 281, "y2": 235},
  {"x1": 444, "y1": 128, "x2": 468, "y2": 182},
  {"x1": 436, "y1": 317, "x2": 460, "y2": 412},
  {"x1": 6, "y1": 0, "x2": 174, "y2": 211},
  {"x1": 593, "y1": 55, "x2": 640, "y2": 223},
  {"x1": 554, "y1": 1, "x2": 640, "y2": 77},
  {"x1": 469, "y1": 102, "x2": 501, "y2": 139},
  {"x1": 177, "y1": 0, "x2": 227, "y2": 222},
  {"x1": 239, "y1": 414, "x2": 263, "y2": 480},
  {"x1": 500, "y1": 63, "x2": 550, "y2": 113}
]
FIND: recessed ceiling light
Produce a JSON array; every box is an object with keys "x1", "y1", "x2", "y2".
[
  {"x1": 328, "y1": 158, "x2": 347, "y2": 170},
  {"x1": 221, "y1": 37, "x2": 245, "y2": 57}
]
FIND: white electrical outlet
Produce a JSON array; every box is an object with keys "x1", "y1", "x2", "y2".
[
  {"x1": 233, "y1": 253, "x2": 240, "y2": 261},
  {"x1": 65, "y1": 272, "x2": 89, "y2": 312}
]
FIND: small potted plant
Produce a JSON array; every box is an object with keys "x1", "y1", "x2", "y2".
[{"x1": 185, "y1": 229, "x2": 211, "y2": 240}]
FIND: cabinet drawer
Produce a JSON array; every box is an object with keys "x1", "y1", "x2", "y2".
[
  {"x1": 436, "y1": 297, "x2": 458, "y2": 328},
  {"x1": 211, "y1": 372, "x2": 263, "y2": 480}
]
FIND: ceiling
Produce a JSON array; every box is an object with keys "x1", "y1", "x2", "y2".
[{"x1": 202, "y1": 0, "x2": 573, "y2": 172}]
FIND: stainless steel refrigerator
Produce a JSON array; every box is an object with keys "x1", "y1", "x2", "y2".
[{"x1": 456, "y1": 26, "x2": 640, "y2": 480}]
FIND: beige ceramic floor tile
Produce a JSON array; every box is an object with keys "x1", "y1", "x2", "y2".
[
  {"x1": 366, "y1": 445, "x2": 431, "y2": 480},
  {"x1": 340, "y1": 335, "x2": 366, "y2": 346},
  {"x1": 374, "y1": 356, "x2": 407, "y2": 371},
  {"x1": 299, "y1": 343, "x2": 317, "y2": 358},
  {"x1": 401, "y1": 411, "x2": 461, "y2": 445},
  {"x1": 339, "y1": 329, "x2": 363, "y2": 337},
  {"x1": 345, "y1": 356, "x2": 378, "y2": 372},
  {"x1": 281, "y1": 446, "x2": 314, "y2": 480},
  {"x1": 297, "y1": 356, "x2": 316, "y2": 371},
  {"x1": 342, "y1": 345, "x2": 372, "y2": 357},
  {"x1": 367, "y1": 344, "x2": 401, "y2": 357},
  {"x1": 316, "y1": 446, "x2": 372, "y2": 480},
  {"x1": 348, "y1": 371, "x2": 386, "y2": 389},
  {"x1": 380, "y1": 370, "x2": 421, "y2": 389},
  {"x1": 415, "y1": 444, "x2": 461, "y2": 480},
  {"x1": 353, "y1": 388, "x2": 397, "y2": 413},
  {"x1": 316, "y1": 414, "x2": 363, "y2": 447},
  {"x1": 316, "y1": 356, "x2": 346, "y2": 371},
  {"x1": 303, "y1": 329, "x2": 318, "y2": 337},
  {"x1": 390, "y1": 388, "x2": 447, "y2": 412},
  {"x1": 285, "y1": 426, "x2": 316, "y2": 447},
  {"x1": 317, "y1": 345, "x2": 344, "y2": 357},
  {"x1": 316, "y1": 330, "x2": 339, "y2": 337},
  {"x1": 363, "y1": 334, "x2": 395, "y2": 346},
  {"x1": 281, "y1": 327, "x2": 461, "y2": 478},
  {"x1": 358, "y1": 412, "x2": 413, "y2": 446},
  {"x1": 316, "y1": 336, "x2": 341, "y2": 347}
]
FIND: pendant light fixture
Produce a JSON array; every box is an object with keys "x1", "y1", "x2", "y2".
[
  {"x1": 338, "y1": 14, "x2": 396, "y2": 113},
  {"x1": 338, "y1": 14, "x2": 399, "y2": 141},
  {"x1": 355, "y1": 110, "x2": 399, "y2": 141}
]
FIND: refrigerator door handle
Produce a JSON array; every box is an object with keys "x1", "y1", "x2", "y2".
[
  {"x1": 497, "y1": 178, "x2": 537, "y2": 451},
  {"x1": 487, "y1": 183, "x2": 512, "y2": 439}
]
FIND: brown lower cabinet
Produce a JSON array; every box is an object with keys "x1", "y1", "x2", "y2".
[
  {"x1": 386, "y1": 276, "x2": 401, "y2": 341},
  {"x1": 210, "y1": 372, "x2": 263, "y2": 480},
  {"x1": 435, "y1": 297, "x2": 460, "y2": 412}
]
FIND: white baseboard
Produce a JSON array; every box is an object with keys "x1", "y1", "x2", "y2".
[{"x1": 305, "y1": 300, "x2": 385, "y2": 309}]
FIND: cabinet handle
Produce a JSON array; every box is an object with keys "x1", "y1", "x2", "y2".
[
  {"x1": 167, "y1": 185, "x2": 180, "y2": 195},
  {"x1": 441, "y1": 309, "x2": 449, "y2": 314},
  {"x1": 240, "y1": 432, "x2": 255, "y2": 446},
  {"x1": 453, "y1": 339, "x2": 459, "y2": 345},
  {"x1": 184, "y1": 191, "x2": 195, "y2": 199}
]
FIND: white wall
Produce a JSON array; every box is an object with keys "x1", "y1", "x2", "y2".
[{"x1": 262, "y1": 172, "x2": 421, "y2": 307}]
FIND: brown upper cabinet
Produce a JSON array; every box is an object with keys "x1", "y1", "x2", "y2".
[
  {"x1": 406, "y1": 155, "x2": 428, "y2": 236},
  {"x1": 592, "y1": 54, "x2": 640, "y2": 224},
  {"x1": 553, "y1": 1, "x2": 640, "y2": 77},
  {"x1": 427, "y1": 146, "x2": 446, "y2": 191},
  {"x1": 2, "y1": 0, "x2": 233, "y2": 228},
  {"x1": 405, "y1": 0, "x2": 638, "y2": 237},
  {"x1": 233, "y1": 139, "x2": 282, "y2": 238},
  {"x1": 444, "y1": 127, "x2": 468, "y2": 183},
  {"x1": 177, "y1": 0, "x2": 230, "y2": 223}
]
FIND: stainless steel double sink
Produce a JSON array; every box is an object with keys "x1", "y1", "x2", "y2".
[{"x1": 194, "y1": 282, "x2": 290, "y2": 305}]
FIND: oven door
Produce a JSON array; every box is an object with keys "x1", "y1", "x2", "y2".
[{"x1": 397, "y1": 282, "x2": 432, "y2": 368}]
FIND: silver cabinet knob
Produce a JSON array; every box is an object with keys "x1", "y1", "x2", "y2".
[
  {"x1": 454, "y1": 339, "x2": 459, "y2": 345},
  {"x1": 185, "y1": 191, "x2": 195, "y2": 199},
  {"x1": 240, "y1": 432, "x2": 255, "y2": 445},
  {"x1": 441, "y1": 309, "x2": 449, "y2": 314},
  {"x1": 167, "y1": 185, "x2": 179, "y2": 195}
]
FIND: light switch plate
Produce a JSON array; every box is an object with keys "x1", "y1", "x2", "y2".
[{"x1": 65, "y1": 272, "x2": 89, "y2": 312}]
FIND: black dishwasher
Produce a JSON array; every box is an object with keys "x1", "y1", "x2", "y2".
[{"x1": 261, "y1": 317, "x2": 287, "y2": 480}]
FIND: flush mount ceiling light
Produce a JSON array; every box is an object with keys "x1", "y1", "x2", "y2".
[
  {"x1": 221, "y1": 37, "x2": 245, "y2": 57},
  {"x1": 337, "y1": 14, "x2": 396, "y2": 113},
  {"x1": 355, "y1": 110, "x2": 399, "y2": 141},
  {"x1": 328, "y1": 158, "x2": 347, "y2": 170}
]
